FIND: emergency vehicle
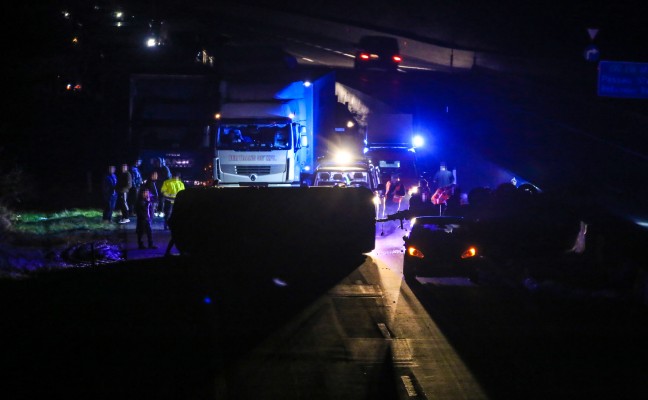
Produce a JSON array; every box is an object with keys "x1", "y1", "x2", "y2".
[{"x1": 313, "y1": 153, "x2": 384, "y2": 218}]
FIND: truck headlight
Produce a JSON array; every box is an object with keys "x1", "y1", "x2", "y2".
[{"x1": 333, "y1": 150, "x2": 352, "y2": 164}]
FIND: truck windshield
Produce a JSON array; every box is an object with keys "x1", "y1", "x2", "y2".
[
  {"x1": 378, "y1": 159, "x2": 417, "y2": 180},
  {"x1": 217, "y1": 124, "x2": 292, "y2": 150}
]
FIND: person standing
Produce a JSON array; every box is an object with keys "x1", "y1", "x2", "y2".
[
  {"x1": 385, "y1": 174, "x2": 406, "y2": 214},
  {"x1": 409, "y1": 179, "x2": 432, "y2": 214},
  {"x1": 431, "y1": 162, "x2": 455, "y2": 215},
  {"x1": 142, "y1": 170, "x2": 159, "y2": 215},
  {"x1": 153, "y1": 157, "x2": 171, "y2": 217},
  {"x1": 135, "y1": 188, "x2": 157, "y2": 250},
  {"x1": 160, "y1": 170, "x2": 185, "y2": 230},
  {"x1": 128, "y1": 158, "x2": 143, "y2": 217},
  {"x1": 115, "y1": 163, "x2": 132, "y2": 224},
  {"x1": 432, "y1": 162, "x2": 455, "y2": 190},
  {"x1": 101, "y1": 165, "x2": 117, "y2": 223}
]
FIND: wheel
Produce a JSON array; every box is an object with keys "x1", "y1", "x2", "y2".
[{"x1": 403, "y1": 259, "x2": 417, "y2": 284}]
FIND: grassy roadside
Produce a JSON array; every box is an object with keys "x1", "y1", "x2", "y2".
[
  {"x1": 0, "y1": 208, "x2": 124, "y2": 279},
  {"x1": 9, "y1": 208, "x2": 112, "y2": 235}
]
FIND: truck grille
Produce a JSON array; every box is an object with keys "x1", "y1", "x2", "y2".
[
  {"x1": 221, "y1": 165, "x2": 285, "y2": 176},
  {"x1": 235, "y1": 165, "x2": 272, "y2": 175}
]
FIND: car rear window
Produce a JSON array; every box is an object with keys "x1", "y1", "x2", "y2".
[
  {"x1": 359, "y1": 36, "x2": 399, "y2": 52},
  {"x1": 420, "y1": 223, "x2": 461, "y2": 233}
]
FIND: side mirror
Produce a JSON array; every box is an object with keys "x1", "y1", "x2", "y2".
[{"x1": 300, "y1": 135, "x2": 309, "y2": 148}]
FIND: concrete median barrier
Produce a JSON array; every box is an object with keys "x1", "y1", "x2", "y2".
[{"x1": 169, "y1": 186, "x2": 376, "y2": 260}]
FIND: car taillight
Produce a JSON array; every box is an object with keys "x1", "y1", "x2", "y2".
[
  {"x1": 359, "y1": 53, "x2": 370, "y2": 60},
  {"x1": 407, "y1": 246, "x2": 424, "y2": 258},
  {"x1": 461, "y1": 247, "x2": 477, "y2": 259},
  {"x1": 392, "y1": 55, "x2": 402, "y2": 63}
]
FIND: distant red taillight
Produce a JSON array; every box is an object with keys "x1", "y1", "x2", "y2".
[
  {"x1": 461, "y1": 247, "x2": 477, "y2": 259},
  {"x1": 392, "y1": 55, "x2": 402, "y2": 63},
  {"x1": 359, "y1": 53, "x2": 370, "y2": 60}
]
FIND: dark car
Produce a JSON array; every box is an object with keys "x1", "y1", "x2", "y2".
[
  {"x1": 403, "y1": 216, "x2": 485, "y2": 283},
  {"x1": 402, "y1": 200, "x2": 589, "y2": 284},
  {"x1": 354, "y1": 35, "x2": 401, "y2": 72}
]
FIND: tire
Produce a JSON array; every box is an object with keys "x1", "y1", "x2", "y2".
[{"x1": 403, "y1": 259, "x2": 417, "y2": 284}]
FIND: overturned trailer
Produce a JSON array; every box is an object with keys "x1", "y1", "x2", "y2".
[{"x1": 169, "y1": 186, "x2": 377, "y2": 260}]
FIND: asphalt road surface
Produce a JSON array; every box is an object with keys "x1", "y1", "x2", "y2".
[{"x1": 2, "y1": 214, "x2": 647, "y2": 399}]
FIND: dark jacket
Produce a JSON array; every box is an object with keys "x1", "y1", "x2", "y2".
[
  {"x1": 142, "y1": 179, "x2": 158, "y2": 202},
  {"x1": 102, "y1": 173, "x2": 117, "y2": 199},
  {"x1": 116, "y1": 170, "x2": 132, "y2": 194},
  {"x1": 136, "y1": 198, "x2": 155, "y2": 222},
  {"x1": 433, "y1": 169, "x2": 455, "y2": 189},
  {"x1": 130, "y1": 166, "x2": 143, "y2": 188},
  {"x1": 155, "y1": 158, "x2": 171, "y2": 183}
]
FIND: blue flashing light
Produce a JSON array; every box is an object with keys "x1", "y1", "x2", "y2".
[
  {"x1": 412, "y1": 135, "x2": 424, "y2": 148},
  {"x1": 635, "y1": 219, "x2": 648, "y2": 229},
  {"x1": 203, "y1": 296, "x2": 212, "y2": 304},
  {"x1": 277, "y1": 81, "x2": 307, "y2": 100},
  {"x1": 273, "y1": 278, "x2": 288, "y2": 287}
]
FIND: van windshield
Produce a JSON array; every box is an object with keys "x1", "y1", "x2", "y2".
[{"x1": 314, "y1": 170, "x2": 372, "y2": 188}]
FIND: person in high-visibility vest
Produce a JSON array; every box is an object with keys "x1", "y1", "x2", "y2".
[{"x1": 160, "y1": 171, "x2": 185, "y2": 230}]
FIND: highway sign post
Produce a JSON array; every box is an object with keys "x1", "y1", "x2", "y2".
[
  {"x1": 584, "y1": 44, "x2": 600, "y2": 62},
  {"x1": 598, "y1": 61, "x2": 648, "y2": 99}
]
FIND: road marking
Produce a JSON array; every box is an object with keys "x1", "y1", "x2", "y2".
[
  {"x1": 400, "y1": 65, "x2": 435, "y2": 71},
  {"x1": 377, "y1": 322, "x2": 392, "y2": 339},
  {"x1": 329, "y1": 284, "x2": 383, "y2": 297},
  {"x1": 401, "y1": 375, "x2": 419, "y2": 397},
  {"x1": 332, "y1": 51, "x2": 355, "y2": 58},
  {"x1": 391, "y1": 339, "x2": 414, "y2": 363}
]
